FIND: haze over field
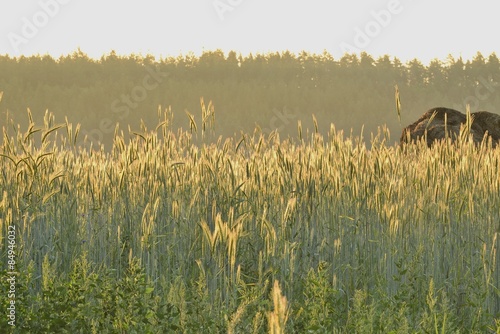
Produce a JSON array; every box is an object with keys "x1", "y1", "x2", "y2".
[
  {"x1": 1, "y1": 1, "x2": 500, "y2": 332},
  {"x1": 0, "y1": 0, "x2": 498, "y2": 64}
]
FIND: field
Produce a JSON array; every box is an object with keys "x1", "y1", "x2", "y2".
[{"x1": 1, "y1": 106, "x2": 499, "y2": 333}]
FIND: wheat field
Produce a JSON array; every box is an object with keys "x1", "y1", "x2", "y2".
[{"x1": 0, "y1": 104, "x2": 499, "y2": 332}]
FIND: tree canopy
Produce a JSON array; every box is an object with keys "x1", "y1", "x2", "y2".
[{"x1": 1, "y1": 50, "x2": 499, "y2": 147}]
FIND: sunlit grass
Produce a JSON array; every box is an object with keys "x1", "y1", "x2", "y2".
[{"x1": 0, "y1": 105, "x2": 498, "y2": 332}]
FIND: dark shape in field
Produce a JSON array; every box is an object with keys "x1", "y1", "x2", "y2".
[{"x1": 400, "y1": 107, "x2": 500, "y2": 147}]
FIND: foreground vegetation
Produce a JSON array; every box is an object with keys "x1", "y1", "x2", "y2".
[{"x1": 0, "y1": 105, "x2": 499, "y2": 332}]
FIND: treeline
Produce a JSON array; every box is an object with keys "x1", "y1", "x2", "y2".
[{"x1": 1, "y1": 49, "x2": 500, "y2": 147}]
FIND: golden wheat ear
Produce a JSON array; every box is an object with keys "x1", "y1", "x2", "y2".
[{"x1": 395, "y1": 85, "x2": 401, "y2": 125}]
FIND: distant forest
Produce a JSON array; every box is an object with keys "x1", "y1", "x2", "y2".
[{"x1": 1, "y1": 49, "x2": 500, "y2": 147}]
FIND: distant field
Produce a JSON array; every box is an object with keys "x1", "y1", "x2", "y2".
[{"x1": 1, "y1": 108, "x2": 499, "y2": 333}]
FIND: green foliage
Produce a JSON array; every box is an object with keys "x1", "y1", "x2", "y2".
[
  {"x1": 0, "y1": 254, "x2": 181, "y2": 333},
  {"x1": 293, "y1": 261, "x2": 346, "y2": 332}
]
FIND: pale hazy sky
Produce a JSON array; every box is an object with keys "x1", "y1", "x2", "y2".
[{"x1": 0, "y1": 0, "x2": 498, "y2": 64}]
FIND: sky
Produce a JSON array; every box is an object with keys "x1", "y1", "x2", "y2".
[{"x1": 0, "y1": 0, "x2": 498, "y2": 64}]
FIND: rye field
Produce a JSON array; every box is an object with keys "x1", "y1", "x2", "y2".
[{"x1": 0, "y1": 106, "x2": 499, "y2": 333}]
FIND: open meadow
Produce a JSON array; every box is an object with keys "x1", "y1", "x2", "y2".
[{"x1": 1, "y1": 105, "x2": 499, "y2": 332}]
